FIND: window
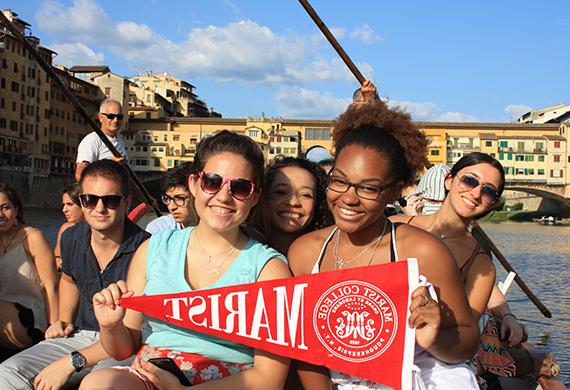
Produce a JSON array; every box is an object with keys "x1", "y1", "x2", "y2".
[
  {"x1": 163, "y1": 135, "x2": 167, "y2": 141},
  {"x1": 517, "y1": 142, "x2": 525, "y2": 151},
  {"x1": 430, "y1": 150, "x2": 440, "y2": 156},
  {"x1": 538, "y1": 169, "x2": 545, "y2": 175},
  {"x1": 10, "y1": 120, "x2": 18, "y2": 131},
  {"x1": 554, "y1": 155, "x2": 560, "y2": 162},
  {"x1": 1, "y1": 78, "x2": 5, "y2": 89},
  {"x1": 554, "y1": 141, "x2": 561, "y2": 148},
  {"x1": 305, "y1": 128, "x2": 331, "y2": 140},
  {"x1": 485, "y1": 141, "x2": 492, "y2": 147},
  {"x1": 11, "y1": 81, "x2": 19, "y2": 93},
  {"x1": 248, "y1": 130, "x2": 259, "y2": 138},
  {"x1": 173, "y1": 135, "x2": 180, "y2": 141},
  {"x1": 507, "y1": 152, "x2": 513, "y2": 160},
  {"x1": 538, "y1": 155, "x2": 545, "y2": 162},
  {"x1": 105, "y1": 87, "x2": 111, "y2": 96},
  {"x1": 499, "y1": 141, "x2": 508, "y2": 148},
  {"x1": 536, "y1": 142, "x2": 544, "y2": 150},
  {"x1": 515, "y1": 155, "x2": 524, "y2": 161},
  {"x1": 154, "y1": 158, "x2": 160, "y2": 167},
  {"x1": 499, "y1": 152, "x2": 504, "y2": 160},
  {"x1": 0, "y1": 118, "x2": 5, "y2": 128}
]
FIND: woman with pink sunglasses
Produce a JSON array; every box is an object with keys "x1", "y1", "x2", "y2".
[{"x1": 81, "y1": 131, "x2": 291, "y2": 390}]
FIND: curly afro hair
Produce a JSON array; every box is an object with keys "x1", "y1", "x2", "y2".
[{"x1": 332, "y1": 101, "x2": 429, "y2": 185}]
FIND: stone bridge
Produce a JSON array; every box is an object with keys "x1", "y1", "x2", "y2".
[{"x1": 504, "y1": 181, "x2": 570, "y2": 216}]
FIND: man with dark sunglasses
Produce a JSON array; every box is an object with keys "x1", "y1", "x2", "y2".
[
  {"x1": 146, "y1": 162, "x2": 197, "y2": 234},
  {"x1": 74, "y1": 99, "x2": 128, "y2": 182},
  {"x1": 0, "y1": 160, "x2": 150, "y2": 390}
]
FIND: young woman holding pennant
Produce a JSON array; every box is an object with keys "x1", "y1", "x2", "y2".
[
  {"x1": 289, "y1": 102, "x2": 481, "y2": 389},
  {"x1": 81, "y1": 131, "x2": 291, "y2": 389}
]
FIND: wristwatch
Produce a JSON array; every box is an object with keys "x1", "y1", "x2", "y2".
[{"x1": 70, "y1": 351, "x2": 86, "y2": 372}]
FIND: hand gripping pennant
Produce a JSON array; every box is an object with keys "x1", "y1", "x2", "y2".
[{"x1": 121, "y1": 259, "x2": 419, "y2": 389}]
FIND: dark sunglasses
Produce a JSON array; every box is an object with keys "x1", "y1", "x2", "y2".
[
  {"x1": 457, "y1": 175, "x2": 499, "y2": 204},
  {"x1": 79, "y1": 194, "x2": 124, "y2": 209},
  {"x1": 198, "y1": 172, "x2": 256, "y2": 200},
  {"x1": 101, "y1": 113, "x2": 124, "y2": 120}
]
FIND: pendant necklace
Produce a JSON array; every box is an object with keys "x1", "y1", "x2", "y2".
[
  {"x1": 194, "y1": 230, "x2": 241, "y2": 274},
  {"x1": 334, "y1": 219, "x2": 388, "y2": 270},
  {"x1": 0, "y1": 225, "x2": 20, "y2": 255}
]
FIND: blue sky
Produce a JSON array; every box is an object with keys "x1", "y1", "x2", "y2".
[{"x1": 3, "y1": 0, "x2": 569, "y2": 121}]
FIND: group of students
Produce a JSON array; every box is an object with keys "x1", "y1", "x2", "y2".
[{"x1": 0, "y1": 97, "x2": 556, "y2": 389}]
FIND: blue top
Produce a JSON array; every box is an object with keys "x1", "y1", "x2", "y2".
[
  {"x1": 61, "y1": 219, "x2": 150, "y2": 331},
  {"x1": 146, "y1": 214, "x2": 181, "y2": 235},
  {"x1": 142, "y1": 227, "x2": 287, "y2": 363}
]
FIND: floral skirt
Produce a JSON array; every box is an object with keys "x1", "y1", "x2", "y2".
[{"x1": 136, "y1": 344, "x2": 251, "y2": 385}]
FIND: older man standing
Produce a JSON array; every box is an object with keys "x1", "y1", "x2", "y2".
[{"x1": 74, "y1": 99, "x2": 127, "y2": 182}]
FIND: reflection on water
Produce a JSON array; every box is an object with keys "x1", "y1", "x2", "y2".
[
  {"x1": 25, "y1": 212, "x2": 569, "y2": 385},
  {"x1": 481, "y1": 222, "x2": 570, "y2": 385}
]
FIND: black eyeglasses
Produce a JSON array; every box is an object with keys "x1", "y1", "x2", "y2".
[
  {"x1": 457, "y1": 174, "x2": 499, "y2": 204},
  {"x1": 100, "y1": 113, "x2": 124, "y2": 120},
  {"x1": 199, "y1": 172, "x2": 256, "y2": 200},
  {"x1": 327, "y1": 176, "x2": 390, "y2": 200},
  {"x1": 161, "y1": 194, "x2": 190, "y2": 207},
  {"x1": 79, "y1": 194, "x2": 124, "y2": 209}
]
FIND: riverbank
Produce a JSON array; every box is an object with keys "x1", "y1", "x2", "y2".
[{"x1": 482, "y1": 210, "x2": 570, "y2": 225}]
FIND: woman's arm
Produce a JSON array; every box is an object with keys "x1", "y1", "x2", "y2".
[
  {"x1": 25, "y1": 228, "x2": 59, "y2": 324},
  {"x1": 464, "y1": 253, "x2": 496, "y2": 321},
  {"x1": 403, "y1": 227, "x2": 480, "y2": 363},
  {"x1": 487, "y1": 285, "x2": 527, "y2": 347},
  {"x1": 94, "y1": 240, "x2": 148, "y2": 360},
  {"x1": 288, "y1": 233, "x2": 333, "y2": 389},
  {"x1": 54, "y1": 222, "x2": 73, "y2": 270}
]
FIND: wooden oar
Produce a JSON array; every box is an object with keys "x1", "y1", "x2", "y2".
[
  {"x1": 298, "y1": 0, "x2": 365, "y2": 84},
  {"x1": 296, "y1": 0, "x2": 552, "y2": 319},
  {"x1": 0, "y1": 12, "x2": 161, "y2": 217},
  {"x1": 471, "y1": 223, "x2": 552, "y2": 318}
]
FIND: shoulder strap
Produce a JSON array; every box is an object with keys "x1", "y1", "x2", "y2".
[
  {"x1": 315, "y1": 227, "x2": 337, "y2": 271},
  {"x1": 390, "y1": 222, "x2": 398, "y2": 262},
  {"x1": 459, "y1": 245, "x2": 486, "y2": 281},
  {"x1": 407, "y1": 216, "x2": 415, "y2": 225}
]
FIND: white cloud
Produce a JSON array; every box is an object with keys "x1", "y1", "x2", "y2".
[
  {"x1": 50, "y1": 42, "x2": 105, "y2": 67},
  {"x1": 436, "y1": 112, "x2": 478, "y2": 122},
  {"x1": 504, "y1": 104, "x2": 532, "y2": 121},
  {"x1": 349, "y1": 24, "x2": 383, "y2": 45},
  {"x1": 388, "y1": 100, "x2": 440, "y2": 119},
  {"x1": 388, "y1": 99, "x2": 477, "y2": 122},
  {"x1": 36, "y1": 0, "x2": 372, "y2": 85},
  {"x1": 274, "y1": 87, "x2": 351, "y2": 119}
]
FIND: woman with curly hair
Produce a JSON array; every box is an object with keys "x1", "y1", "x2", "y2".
[
  {"x1": 263, "y1": 157, "x2": 333, "y2": 255},
  {"x1": 288, "y1": 102, "x2": 480, "y2": 389}
]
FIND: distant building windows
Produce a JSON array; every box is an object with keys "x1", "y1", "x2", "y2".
[
  {"x1": 538, "y1": 155, "x2": 545, "y2": 162},
  {"x1": 305, "y1": 128, "x2": 331, "y2": 140},
  {"x1": 517, "y1": 142, "x2": 524, "y2": 151},
  {"x1": 105, "y1": 87, "x2": 111, "y2": 96},
  {"x1": 430, "y1": 150, "x2": 440, "y2": 156},
  {"x1": 499, "y1": 141, "x2": 508, "y2": 148},
  {"x1": 536, "y1": 142, "x2": 544, "y2": 150},
  {"x1": 248, "y1": 130, "x2": 259, "y2": 138},
  {"x1": 538, "y1": 169, "x2": 545, "y2": 175},
  {"x1": 485, "y1": 141, "x2": 492, "y2": 147},
  {"x1": 554, "y1": 141, "x2": 561, "y2": 148},
  {"x1": 554, "y1": 155, "x2": 561, "y2": 162}
]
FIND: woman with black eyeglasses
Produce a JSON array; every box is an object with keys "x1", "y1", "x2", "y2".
[
  {"x1": 289, "y1": 103, "x2": 480, "y2": 389},
  {"x1": 81, "y1": 131, "x2": 291, "y2": 390}
]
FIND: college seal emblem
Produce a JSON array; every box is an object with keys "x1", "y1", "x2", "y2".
[{"x1": 313, "y1": 280, "x2": 397, "y2": 362}]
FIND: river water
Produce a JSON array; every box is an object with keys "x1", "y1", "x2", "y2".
[{"x1": 25, "y1": 210, "x2": 570, "y2": 385}]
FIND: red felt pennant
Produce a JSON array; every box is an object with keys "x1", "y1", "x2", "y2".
[{"x1": 120, "y1": 259, "x2": 419, "y2": 389}]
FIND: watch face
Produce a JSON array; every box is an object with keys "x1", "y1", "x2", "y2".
[{"x1": 71, "y1": 352, "x2": 86, "y2": 371}]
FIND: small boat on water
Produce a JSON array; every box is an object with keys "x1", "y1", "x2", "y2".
[{"x1": 532, "y1": 216, "x2": 561, "y2": 226}]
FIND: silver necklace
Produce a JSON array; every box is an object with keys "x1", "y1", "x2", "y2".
[
  {"x1": 0, "y1": 225, "x2": 20, "y2": 255},
  {"x1": 193, "y1": 230, "x2": 240, "y2": 274},
  {"x1": 334, "y1": 219, "x2": 388, "y2": 270}
]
